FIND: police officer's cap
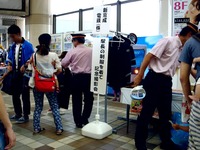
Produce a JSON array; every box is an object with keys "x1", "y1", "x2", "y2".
[{"x1": 71, "y1": 34, "x2": 86, "y2": 39}]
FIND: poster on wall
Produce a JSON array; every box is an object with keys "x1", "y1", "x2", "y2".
[
  {"x1": 50, "y1": 34, "x2": 63, "y2": 54},
  {"x1": 173, "y1": 0, "x2": 199, "y2": 35},
  {"x1": 92, "y1": 5, "x2": 111, "y2": 35},
  {"x1": 63, "y1": 33, "x2": 73, "y2": 51},
  {"x1": 90, "y1": 38, "x2": 109, "y2": 95}
]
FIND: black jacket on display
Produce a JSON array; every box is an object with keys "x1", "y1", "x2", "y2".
[{"x1": 107, "y1": 35, "x2": 136, "y2": 92}]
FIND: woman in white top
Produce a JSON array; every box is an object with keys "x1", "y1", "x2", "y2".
[{"x1": 31, "y1": 34, "x2": 63, "y2": 135}]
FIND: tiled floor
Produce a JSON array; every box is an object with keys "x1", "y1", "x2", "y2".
[{"x1": 3, "y1": 92, "x2": 162, "y2": 150}]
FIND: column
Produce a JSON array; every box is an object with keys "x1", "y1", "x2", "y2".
[
  {"x1": 25, "y1": 0, "x2": 51, "y2": 47},
  {"x1": 159, "y1": 0, "x2": 172, "y2": 36}
]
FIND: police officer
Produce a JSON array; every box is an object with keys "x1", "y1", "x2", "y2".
[{"x1": 61, "y1": 34, "x2": 94, "y2": 128}]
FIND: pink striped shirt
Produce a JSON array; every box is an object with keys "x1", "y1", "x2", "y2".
[
  {"x1": 61, "y1": 44, "x2": 92, "y2": 74},
  {"x1": 149, "y1": 36, "x2": 182, "y2": 77}
]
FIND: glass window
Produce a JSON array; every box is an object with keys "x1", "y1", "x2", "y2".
[
  {"x1": 56, "y1": 13, "x2": 79, "y2": 33},
  {"x1": 121, "y1": 0, "x2": 160, "y2": 36},
  {"x1": 110, "y1": 6, "x2": 117, "y2": 31},
  {"x1": 51, "y1": 0, "x2": 118, "y2": 14},
  {"x1": 83, "y1": 10, "x2": 93, "y2": 31},
  {"x1": 82, "y1": 6, "x2": 116, "y2": 31}
]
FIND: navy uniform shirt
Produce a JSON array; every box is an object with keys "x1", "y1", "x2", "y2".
[{"x1": 179, "y1": 34, "x2": 200, "y2": 80}]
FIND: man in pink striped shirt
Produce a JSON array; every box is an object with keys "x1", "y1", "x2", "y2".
[
  {"x1": 133, "y1": 25, "x2": 198, "y2": 150},
  {"x1": 61, "y1": 34, "x2": 94, "y2": 128}
]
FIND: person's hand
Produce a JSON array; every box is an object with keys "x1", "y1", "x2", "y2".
[
  {"x1": 133, "y1": 74, "x2": 143, "y2": 87},
  {"x1": 4, "y1": 128, "x2": 16, "y2": 150},
  {"x1": 20, "y1": 65, "x2": 26, "y2": 73},
  {"x1": 7, "y1": 66, "x2": 12, "y2": 72},
  {"x1": 172, "y1": 124, "x2": 180, "y2": 130},
  {"x1": 189, "y1": 95, "x2": 199, "y2": 102},
  {"x1": 52, "y1": 60, "x2": 56, "y2": 69}
]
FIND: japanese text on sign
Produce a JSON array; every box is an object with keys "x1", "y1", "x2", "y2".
[
  {"x1": 93, "y1": 6, "x2": 111, "y2": 34},
  {"x1": 91, "y1": 38, "x2": 109, "y2": 94}
]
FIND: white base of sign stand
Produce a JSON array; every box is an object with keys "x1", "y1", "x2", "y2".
[{"x1": 82, "y1": 120, "x2": 112, "y2": 140}]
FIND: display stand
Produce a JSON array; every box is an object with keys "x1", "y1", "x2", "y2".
[
  {"x1": 50, "y1": 29, "x2": 136, "y2": 132},
  {"x1": 82, "y1": 94, "x2": 112, "y2": 139},
  {"x1": 82, "y1": 4, "x2": 113, "y2": 139}
]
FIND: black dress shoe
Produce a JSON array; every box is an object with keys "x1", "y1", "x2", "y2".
[
  {"x1": 82, "y1": 120, "x2": 89, "y2": 126},
  {"x1": 135, "y1": 143, "x2": 147, "y2": 150},
  {"x1": 160, "y1": 141, "x2": 181, "y2": 150},
  {"x1": 76, "y1": 124, "x2": 83, "y2": 128}
]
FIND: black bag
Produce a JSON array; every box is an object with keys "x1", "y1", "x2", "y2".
[
  {"x1": 1, "y1": 72, "x2": 13, "y2": 95},
  {"x1": 0, "y1": 122, "x2": 6, "y2": 150},
  {"x1": 57, "y1": 68, "x2": 72, "y2": 109}
]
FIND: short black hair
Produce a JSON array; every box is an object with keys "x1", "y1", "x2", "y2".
[
  {"x1": 179, "y1": 26, "x2": 197, "y2": 36},
  {"x1": 73, "y1": 38, "x2": 85, "y2": 44},
  {"x1": 7, "y1": 24, "x2": 21, "y2": 34}
]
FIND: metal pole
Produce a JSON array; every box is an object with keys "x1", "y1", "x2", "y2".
[
  {"x1": 104, "y1": 87, "x2": 108, "y2": 123},
  {"x1": 79, "y1": 9, "x2": 83, "y2": 31},
  {"x1": 53, "y1": 15, "x2": 56, "y2": 34},
  {"x1": 116, "y1": 0, "x2": 121, "y2": 32}
]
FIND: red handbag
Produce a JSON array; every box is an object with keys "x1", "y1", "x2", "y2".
[{"x1": 33, "y1": 53, "x2": 56, "y2": 93}]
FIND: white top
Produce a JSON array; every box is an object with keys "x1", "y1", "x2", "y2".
[
  {"x1": 33, "y1": 52, "x2": 61, "y2": 77},
  {"x1": 15, "y1": 44, "x2": 20, "y2": 69}
]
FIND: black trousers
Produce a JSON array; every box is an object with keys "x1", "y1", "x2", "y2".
[
  {"x1": 72, "y1": 73, "x2": 94, "y2": 125},
  {"x1": 135, "y1": 70, "x2": 172, "y2": 148},
  {"x1": 12, "y1": 72, "x2": 30, "y2": 118}
]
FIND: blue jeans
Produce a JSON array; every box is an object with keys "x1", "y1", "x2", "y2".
[
  {"x1": 33, "y1": 89, "x2": 63, "y2": 131},
  {"x1": 0, "y1": 123, "x2": 5, "y2": 150}
]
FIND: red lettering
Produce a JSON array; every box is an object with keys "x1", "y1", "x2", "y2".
[
  {"x1": 182, "y1": 1, "x2": 187, "y2": 10},
  {"x1": 174, "y1": 1, "x2": 188, "y2": 10},
  {"x1": 174, "y1": 2, "x2": 181, "y2": 10}
]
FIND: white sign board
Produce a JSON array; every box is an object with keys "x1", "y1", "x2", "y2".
[
  {"x1": 172, "y1": 0, "x2": 199, "y2": 35},
  {"x1": 93, "y1": 6, "x2": 111, "y2": 35},
  {"x1": 91, "y1": 38, "x2": 109, "y2": 95}
]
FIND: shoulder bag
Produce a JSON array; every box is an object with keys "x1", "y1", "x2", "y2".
[{"x1": 33, "y1": 53, "x2": 56, "y2": 93}]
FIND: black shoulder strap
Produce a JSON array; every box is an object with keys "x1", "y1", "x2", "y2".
[
  {"x1": 192, "y1": 34, "x2": 200, "y2": 43},
  {"x1": 34, "y1": 53, "x2": 37, "y2": 67}
]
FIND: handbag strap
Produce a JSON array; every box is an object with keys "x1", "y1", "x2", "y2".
[
  {"x1": 33, "y1": 53, "x2": 37, "y2": 68},
  {"x1": 32, "y1": 53, "x2": 55, "y2": 78},
  {"x1": 32, "y1": 53, "x2": 40, "y2": 74}
]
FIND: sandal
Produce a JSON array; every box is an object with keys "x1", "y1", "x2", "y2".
[
  {"x1": 56, "y1": 129, "x2": 63, "y2": 135},
  {"x1": 33, "y1": 128, "x2": 45, "y2": 135}
]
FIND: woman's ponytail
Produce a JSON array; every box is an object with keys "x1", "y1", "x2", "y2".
[
  {"x1": 40, "y1": 44, "x2": 49, "y2": 55},
  {"x1": 37, "y1": 33, "x2": 51, "y2": 55}
]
